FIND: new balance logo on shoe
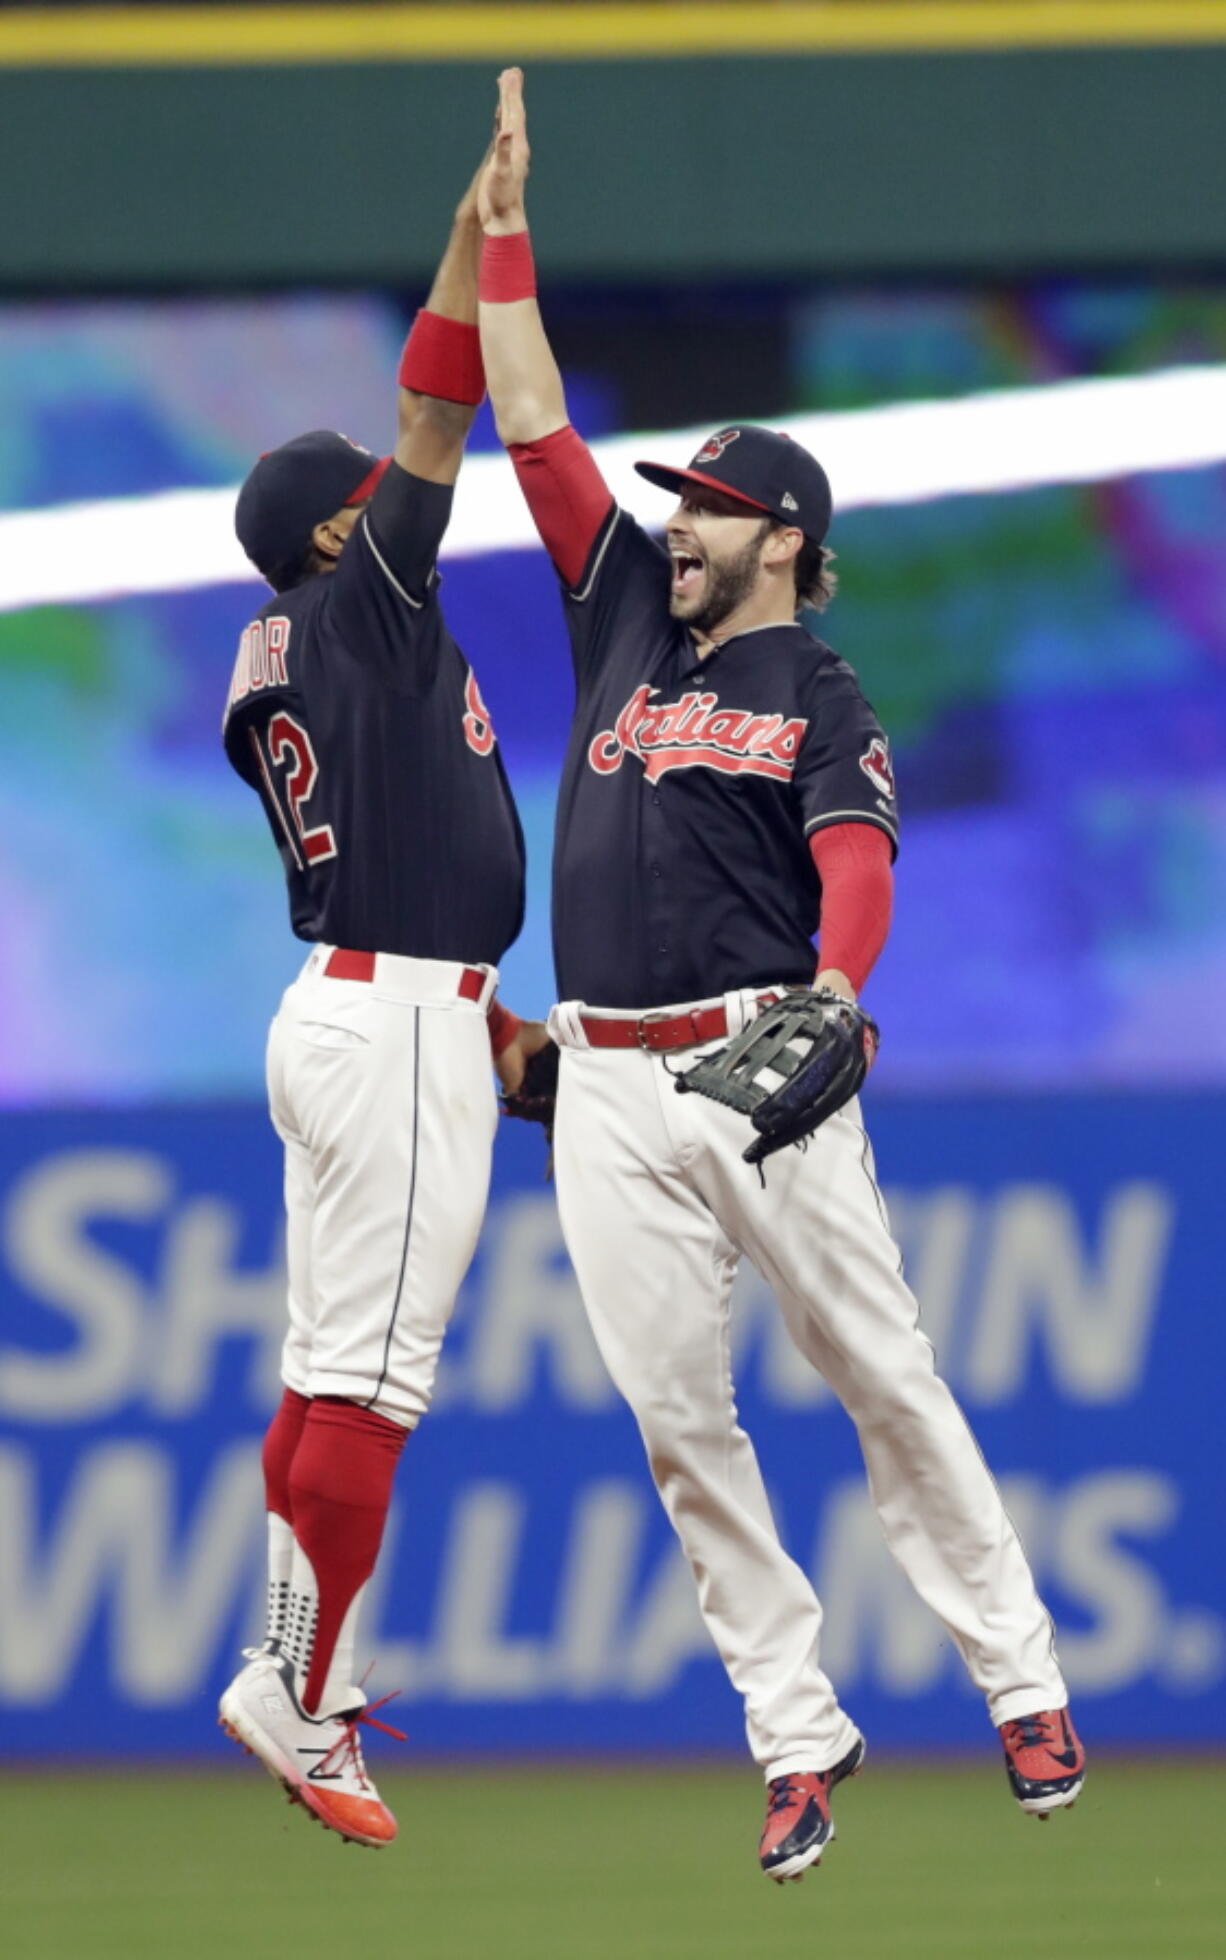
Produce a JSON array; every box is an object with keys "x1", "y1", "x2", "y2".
[{"x1": 300, "y1": 1747, "x2": 345, "y2": 1784}]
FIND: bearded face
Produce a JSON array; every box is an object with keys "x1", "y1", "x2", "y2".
[{"x1": 665, "y1": 487, "x2": 780, "y2": 637}]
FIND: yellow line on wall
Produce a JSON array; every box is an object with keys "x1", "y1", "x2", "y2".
[{"x1": 1, "y1": 3, "x2": 1226, "y2": 69}]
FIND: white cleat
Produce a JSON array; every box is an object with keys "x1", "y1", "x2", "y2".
[{"x1": 219, "y1": 1650, "x2": 402, "y2": 1849}]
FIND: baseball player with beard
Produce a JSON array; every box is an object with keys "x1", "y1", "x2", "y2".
[
  {"x1": 476, "y1": 70, "x2": 1085, "y2": 1883},
  {"x1": 217, "y1": 156, "x2": 547, "y2": 1849}
]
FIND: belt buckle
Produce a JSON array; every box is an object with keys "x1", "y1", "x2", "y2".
[
  {"x1": 636, "y1": 1007, "x2": 707, "y2": 1052},
  {"x1": 636, "y1": 1009, "x2": 677, "y2": 1052}
]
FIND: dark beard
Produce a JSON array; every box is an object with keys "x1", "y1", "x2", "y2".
[{"x1": 676, "y1": 529, "x2": 767, "y2": 638}]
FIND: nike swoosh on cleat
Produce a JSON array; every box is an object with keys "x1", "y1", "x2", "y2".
[{"x1": 1050, "y1": 1711, "x2": 1080, "y2": 1768}]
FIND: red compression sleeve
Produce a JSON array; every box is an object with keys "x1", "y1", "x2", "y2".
[
  {"x1": 479, "y1": 230, "x2": 537, "y2": 303},
  {"x1": 508, "y1": 425, "x2": 615, "y2": 588},
  {"x1": 487, "y1": 998, "x2": 523, "y2": 1058},
  {"x1": 261, "y1": 1386, "x2": 311, "y2": 1524},
  {"x1": 809, "y1": 822, "x2": 894, "y2": 993},
  {"x1": 290, "y1": 1398, "x2": 408, "y2": 1715},
  {"x1": 398, "y1": 309, "x2": 485, "y2": 405}
]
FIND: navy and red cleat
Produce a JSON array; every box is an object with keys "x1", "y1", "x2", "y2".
[
  {"x1": 999, "y1": 1707, "x2": 1086, "y2": 1817},
  {"x1": 758, "y1": 1735, "x2": 866, "y2": 1883}
]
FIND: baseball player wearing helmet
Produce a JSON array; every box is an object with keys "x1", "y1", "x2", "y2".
[
  {"x1": 218, "y1": 156, "x2": 548, "y2": 1848},
  {"x1": 476, "y1": 70, "x2": 1084, "y2": 1882}
]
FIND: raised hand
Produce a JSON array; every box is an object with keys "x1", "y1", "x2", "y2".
[
  {"x1": 455, "y1": 135, "x2": 496, "y2": 225},
  {"x1": 479, "y1": 66, "x2": 531, "y2": 234}
]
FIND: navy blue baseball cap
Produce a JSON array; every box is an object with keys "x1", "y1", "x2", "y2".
[
  {"x1": 635, "y1": 425, "x2": 832, "y2": 545},
  {"x1": 235, "y1": 430, "x2": 390, "y2": 589}
]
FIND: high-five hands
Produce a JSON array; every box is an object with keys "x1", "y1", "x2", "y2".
[
  {"x1": 455, "y1": 134, "x2": 496, "y2": 226},
  {"x1": 479, "y1": 66, "x2": 531, "y2": 233}
]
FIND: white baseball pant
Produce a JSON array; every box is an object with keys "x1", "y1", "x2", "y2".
[
  {"x1": 268, "y1": 946, "x2": 499, "y2": 1427},
  {"x1": 549, "y1": 988, "x2": 1067, "y2": 1781}
]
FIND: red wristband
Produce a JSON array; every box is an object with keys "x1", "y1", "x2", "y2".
[
  {"x1": 487, "y1": 999, "x2": 523, "y2": 1058},
  {"x1": 480, "y1": 230, "x2": 536, "y2": 304},
  {"x1": 397, "y1": 310, "x2": 485, "y2": 406}
]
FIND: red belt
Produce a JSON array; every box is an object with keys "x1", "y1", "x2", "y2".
[
  {"x1": 323, "y1": 947, "x2": 487, "y2": 1002},
  {"x1": 580, "y1": 992, "x2": 781, "y2": 1053}
]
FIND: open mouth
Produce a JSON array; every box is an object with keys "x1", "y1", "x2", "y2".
[{"x1": 670, "y1": 548, "x2": 705, "y2": 598}]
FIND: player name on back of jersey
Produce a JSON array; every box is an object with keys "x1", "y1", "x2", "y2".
[{"x1": 225, "y1": 614, "x2": 292, "y2": 716}]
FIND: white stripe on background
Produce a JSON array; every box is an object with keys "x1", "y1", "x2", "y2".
[{"x1": 1, "y1": 363, "x2": 1224, "y2": 614}]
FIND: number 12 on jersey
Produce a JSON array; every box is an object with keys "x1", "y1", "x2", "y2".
[{"x1": 250, "y1": 713, "x2": 338, "y2": 868}]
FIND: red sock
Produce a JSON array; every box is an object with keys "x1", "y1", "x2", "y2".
[
  {"x1": 289, "y1": 1398, "x2": 408, "y2": 1713},
  {"x1": 261, "y1": 1386, "x2": 311, "y2": 1522}
]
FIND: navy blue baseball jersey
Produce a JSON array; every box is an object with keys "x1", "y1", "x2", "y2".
[
  {"x1": 223, "y1": 462, "x2": 525, "y2": 965},
  {"x1": 553, "y1": 509, "x2": 898, "y2": 1008}
]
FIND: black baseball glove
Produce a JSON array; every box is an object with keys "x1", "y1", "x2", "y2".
[
  {"x1": 500, "y1": 1038, "x2": 560, "y2": 1139},
  {"x1": 673, "y1": 990, "x2": 878, "y2": 1166}
]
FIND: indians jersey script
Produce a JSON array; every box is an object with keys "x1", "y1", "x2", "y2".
[
  {"x1": 223, "y1": 463, "x2": 525, "y2": 965},
  {"x1": 553, "y1": 509, "x2": 899, "y2": 1007}
]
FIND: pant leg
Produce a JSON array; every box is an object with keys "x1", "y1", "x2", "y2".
[
  {"x1": 266, "y1": 1002, "x2": 317, "y2": 1401},
  {"x1": 272, "y1": 974, "x2": 497, "y2": 1426},
  {"x1": 685, "y1": 1087, "x2": 1066, "y2": 1726},
  {"x1": 553, "y1": 1043, "x2": 861, "y2": 1777}
]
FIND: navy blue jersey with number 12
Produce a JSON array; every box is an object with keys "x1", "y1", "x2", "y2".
[{"x1": 223, "y1": 463, "x2": 525, "y2": 965}]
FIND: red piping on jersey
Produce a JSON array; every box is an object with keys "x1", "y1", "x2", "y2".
[
  {"x1": 507, "y1": 425, "x2": 615, "y2": 589},
  {"x1": 809, "y1": 822, "x2": 893, "y2": 994}
]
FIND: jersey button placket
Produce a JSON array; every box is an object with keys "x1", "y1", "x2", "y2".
[{"x1": 644, "y1": 780, "x2": 674, "y2": 982}]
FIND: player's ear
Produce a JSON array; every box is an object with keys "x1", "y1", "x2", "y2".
[
  {"x1": 311, "y1": 515, "x2": 348, "y2": 564},
  {"x1": 762, "y1": 524, "x2": 803, "y2": 571}
]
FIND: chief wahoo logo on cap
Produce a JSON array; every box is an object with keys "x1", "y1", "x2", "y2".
[{"x1": 693, "y1": 429, "x2": 742, "y2": 464}]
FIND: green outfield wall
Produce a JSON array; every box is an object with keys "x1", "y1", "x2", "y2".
[{"x1": 2, "y1": 4, "x2": 1225, "y2": 285}]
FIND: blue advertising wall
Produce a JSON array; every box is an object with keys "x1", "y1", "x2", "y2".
[{"x1": 2, "y1": 1092, "x2": 1221, "y2": 1757}]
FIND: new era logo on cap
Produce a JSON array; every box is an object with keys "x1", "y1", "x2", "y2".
[{"x1": 634, "y1": 423, "x2": 832, "y2": 544}]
